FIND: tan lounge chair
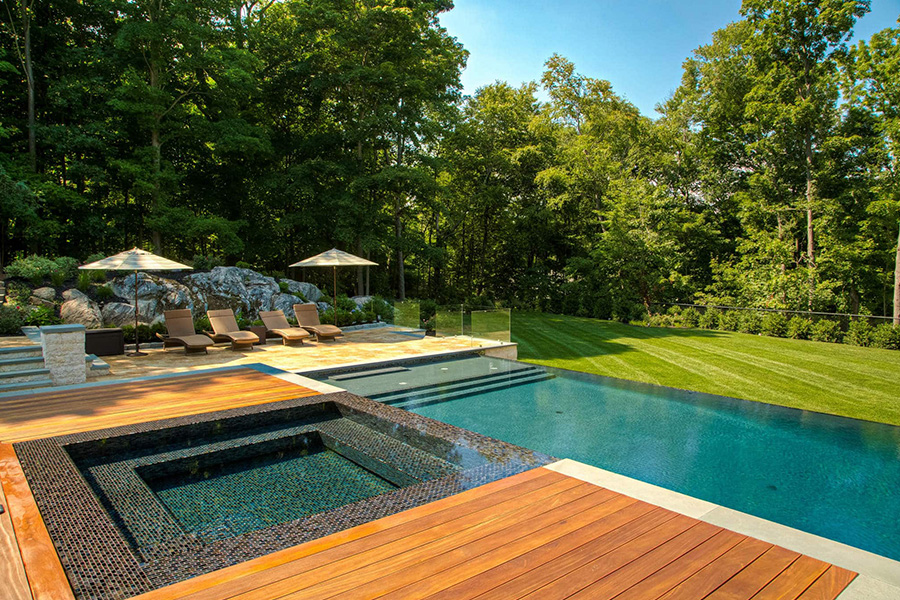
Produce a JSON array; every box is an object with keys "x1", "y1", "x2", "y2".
[
  {"x1": 157, "y1": 309, "x2": 214, "y2": 354},
  {"x1": 259, "y1": 310, "x2": 311, "y2": 345},
  {"x1": 293, "y1": 303, "x2": 343, "y2": 342},
  {"x1": 206, "y1": 309, "x2": 259, "y2": 350}
]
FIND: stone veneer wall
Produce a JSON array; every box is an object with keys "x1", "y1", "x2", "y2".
[{"x1": 40, "y1": 324, "x2": 87, "y2": 385}]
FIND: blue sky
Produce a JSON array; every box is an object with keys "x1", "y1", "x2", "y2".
[{"x1": 439, "y1": 0, "x2": 900, "y2": 116}]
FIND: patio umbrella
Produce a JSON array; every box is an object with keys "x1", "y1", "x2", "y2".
[
  {"x1": 289, "y1": 248, "x2": 378, "y2": 325},
  {"x1": 80, "y1": 248, "x2": 192, "y2": 356}
]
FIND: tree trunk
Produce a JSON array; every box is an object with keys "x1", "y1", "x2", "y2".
[
  {"x1": 804, "y1": 135, "x2": 815, "y2": 310},
  {"x1": 893, "y1": 221, "x2": 900, "y2": 327},
  {"x1": 22, "y1": 1, "x2": 35, "y2": 172}
]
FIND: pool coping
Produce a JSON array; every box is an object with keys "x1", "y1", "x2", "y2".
[{"x1": 547, "y1": 459, "x2": 900, "y2": 598}]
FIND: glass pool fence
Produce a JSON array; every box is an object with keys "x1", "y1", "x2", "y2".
[{"x1": 388, "y1": 300, "x2": 511, "y2": 343}]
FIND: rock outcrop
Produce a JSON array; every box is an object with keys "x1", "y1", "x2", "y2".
[
  {"x1": 279, "y1": 279, "x2": 323, "y2": 303},
  {"x1": 101, "y1": 302, "x2": 138, "y2": 328},
  {"x1": 60, "y1": 289, "x2": 102, "y2": 329}
]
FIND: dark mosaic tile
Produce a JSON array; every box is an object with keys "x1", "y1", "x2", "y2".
[{"x1": 15, "y1": 390, "x2": 554, "y2": 600}]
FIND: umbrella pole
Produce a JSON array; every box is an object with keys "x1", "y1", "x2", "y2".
[
  {"x1": 129, "y1": 270, "x2": 147, "y2": 357},
  {"x1": 333, "y1": 266, "x2": 337, "y2": 326}
]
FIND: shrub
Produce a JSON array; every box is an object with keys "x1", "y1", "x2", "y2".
[
  {"x1": 319, "y1": 307, "x2": 354, "y2": 327},
  {"x1": 77, "y1": 271, "x2": 92, "y2": 292},
  {"x1": 53, "y1": 257, "x2": 79, "y2": 280},
  {"x1": 193, "y1": 315, "x2": 211, "y2": 333},
  {"x1": 0, "y1": 305, "x2": 26, "y2": 335},
  {"x1": 336, "y1": 294, "x2": 358, "y2": 313},
  {"x1": 719, "y1": 310, "x2": 742, "y2": 332},
  {"x1": 235, "y1": 260, "x2": 254, "y2": 270},
  {"x1": 234, "y1": 310, "x2": 251, "y2": 329},
  {"x1": 278, "y1": 281, "x2": 291, "y2": 294},
  {"x1": 192, "y1": 255, "x2": 223, "y2": 271},
  {"x1": 666, "y1": 305, "x2": 682, "y2": 317},
  {"x1": 845, "y1": 320, "x2": 873, "y2": 347},
  {"x1": 362, "y1": 296, "x2": 394, "y2": 322},
  {"x1": 738, "y1": 311, "x2": 762, "y2": 334},
  {"x1": 265, "y1": 270, "x2": 285, "y2": 280},
  {"x1": 95, "y1": 285, "x2": 115, "y2": 301},
  {"x1": 6, "y1": 281, "x2": 31, "y2": 305},
  {"x1": 787, "y1": 316, "x2": 812, "y2": 340},
  {"x1": 25, "y1": 305, "x2": 62, "y2": 327},
  {"x1": 122, "y1": 323, "x2": 166, "y2": 343},
  {"x1": 419, "y1": 298, "x2": 438, "y2": 322},
  {"x1": 698, "y1": 307, "x2": 721, "y2": 329},
  {"x1": 870, "y1": 323, "x2": 900, "y2": 350},
  {"x1": 85, "y1": 254, "x2": 108, "y2": 282},
  {"x1": 811, "y1": 319, "x2": 842, "y2": 343},
  {"x1": 760, "y1": 312, "x2": 788, "y2": 338},
  {"x1": 50, "y1": 269, "x2": 67, "y2": 287},
  {"x1": 680, "y1": 307, "x2": 700, "y2": 328},
  {"x1": 6, "y1": 254, "x2": 56, "y2": 285}
]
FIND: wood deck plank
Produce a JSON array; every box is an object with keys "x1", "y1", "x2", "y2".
[
  {"x1": 233, "y1": 484, "x2": 619, "y2": 600},
  {"x1": 749, "y1": 555, "x2": 832, "y2": 600},
  {"x1": 795, "y1": 566, "x2": 858, "y2": 600},
  {"x1": 704, "y1": 545, "x2": 803, "y2": 600},
  {"x1": 0, "y1": 444, "x2": 74, "y2": 600},
  {"x1": 0, "y1": 469, "x2": 32, "y2": 600},
  {"x1": 658, "y1": 537, "x2": 776, "y2": 600},
  {"x1": 419, "y1": 504, "x2": 670, "y2": 600},
  {"x1": 0, "y1": 368, "x2": 318, "y2": 442}
]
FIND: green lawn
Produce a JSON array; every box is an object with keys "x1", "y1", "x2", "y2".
[{"x1": 512, "y1": 312, "x2": 900, "y2": 426}]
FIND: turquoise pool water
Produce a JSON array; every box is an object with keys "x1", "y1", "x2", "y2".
[{"x1": 320, "y1": 357, "x2": 900, "y2": 561}]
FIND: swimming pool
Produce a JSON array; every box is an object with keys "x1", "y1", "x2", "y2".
[{"x1": 319, "y1": 355, "x2": 900, "y2": 561}]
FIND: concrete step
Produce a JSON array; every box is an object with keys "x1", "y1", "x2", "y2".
[
  {"x1": 0, "y1": 345, "x2": 43, "y2": 359},
  {"x1": 389, "y1": 371, "x2": 555, "y2": 411},
  {"x1": 374, "y1": 367, "x2": 546, "y2": 404},
  {"x1": 0, "y1": 368, "x2": 52, "y2": 384},
  {"x1": 0, "y1": 378, "x2": 53, "y2": 393},
  {"x1": 0, "y1": 355, "x2": 45, "y2": 373}
]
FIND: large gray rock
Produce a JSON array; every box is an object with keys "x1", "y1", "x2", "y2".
[
  {"x1": 60, "y1": 290, "x2": 102, "y2": 329},
  {"x1": 32, "y1": 287, "x2": 56, "y2": 301},
  {"x1": 351, "y1": 295, "x2": 374, "y2": 309},
  {"x1": 110, "y1": 273, "x2": 195, "y2": 324},
  {"x1": 316, "y1": 302, "x2": 331, "y2": 313},
  {"x1": 279, "y1": 279, "x2": 323, "y2": 303},
  {"x1": 184, "y1": 267, "x2": 279, "y2": 319},
  {"x1": 101, "y1": 302, "x2": 138, "y2": 328},
  {"x1": 272, "y1": 293, "x2": 305, "y2": 318}
]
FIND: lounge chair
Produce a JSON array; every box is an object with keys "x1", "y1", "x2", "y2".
[
  {"x1": 205, "y1": 309, "x2": 259, "y2": 350},
  {"x1": 156, "y1": 309, "x2": 214, "y2": 354},
  {"x1": 259, "y1": 310, "x2": 311, "y2": 345},
  {"x1": 293, "y1": 303, "x2": 343, "y2": 342}
]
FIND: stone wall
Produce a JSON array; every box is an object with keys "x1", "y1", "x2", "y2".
[{"x1": 40, "y1": 324, "x2": 87, "y2": 386}]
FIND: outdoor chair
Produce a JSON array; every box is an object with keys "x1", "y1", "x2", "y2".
[
  {"x1": 259, "y1": 310, "x2": 311, "y2": 345},
  {"x1": 157, "y1": 309, "x2": 214, "y2": 354},
  {"x1": 205, "y1": 309, "x2": 259, "y2": 350},
  {"x1": 293, "y1": 303, "x2": 344, "y2": 342}
]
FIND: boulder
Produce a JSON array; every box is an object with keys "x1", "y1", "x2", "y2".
[
  {"x1": 351, "y1": 295, "x2": 374, "y2": 309},
  {"x1": 184, "y1": 267, "x2": 279, "y2": 319},
  {"x1": 28, "y1": 296, "x2": 55, "y2": 309},
  {"x1": 32, "y1": 287, "x2": 56, "y2": 301},
  {"x1": 272, "y1": 293, "x2": 305, "y2": 318},
  {"x1": 60, "y1": 291, "x2": 102, "y2": 329},
  {"x1": 110, "y1": 272, "x2": 196, "y2": 323},
  {"x1": 101, "y1": 302, "x2": 139, "y2": 328},
  {"x1": 279, "y1": 279, "x2": 323, "y2": 303},
  {"x1": 316, "y1": 302, "x2": 331, "y2": 313}
]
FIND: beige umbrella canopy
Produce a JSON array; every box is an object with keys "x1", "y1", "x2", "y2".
[
  {"x1": 80, "y1": 248, "x2": 192, "y2": 356},
  {"x1": 290, "y1": 248, "x2": 378, "y2": 325}
]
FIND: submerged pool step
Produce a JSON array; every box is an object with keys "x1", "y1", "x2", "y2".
[
  {"x1": 373, "y1": 367, "x2": 548, "y2": 405},
  {"x1": 383, "y1": 371, "x2": 555, "y2": 410}
]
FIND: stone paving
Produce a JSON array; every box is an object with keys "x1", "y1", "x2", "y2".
[{"x1": 95, "y1": 327, "x2": 498, "y2": 380}]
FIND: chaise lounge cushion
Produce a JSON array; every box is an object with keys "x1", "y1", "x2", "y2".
[{"x1": 259, "y1": 310, "x2": 311, "y2": 345}]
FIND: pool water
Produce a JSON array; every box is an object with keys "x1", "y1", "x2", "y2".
[
  {"x1": 321, "y1": 357, "x2": 900, "y2": 561},
  {"x1": 147, "y1": 446, "x2": 398, "y2": 539}
]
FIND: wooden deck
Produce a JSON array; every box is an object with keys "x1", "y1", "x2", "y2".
[
  {"x1": 131, "y1": 468, "x2": 855, "y2": 600},
  {"x1": 0, "y1": 367, "x2": 319, "y2": 443},
  {"x1": 0, "y1": 369, "x2": 856, "y2": 600}
]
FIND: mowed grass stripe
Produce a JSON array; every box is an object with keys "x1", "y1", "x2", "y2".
[{"x1": 512, "y1": 313, "x2": 900, "y2": 425}]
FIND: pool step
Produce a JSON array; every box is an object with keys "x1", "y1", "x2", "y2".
[
  {"x1": 0, "y1": 378, "x2": 54, "y2": 393},
  {"x1": 382, "y1": 370, "x2": 555, "y2": 410},
  {"x1": 371, "y1": 366, "x2": 545, "y2": 404}
]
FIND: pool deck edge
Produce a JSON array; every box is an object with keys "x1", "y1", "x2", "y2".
[{"x1": 546, "y1": 458, "x2": 900, "y2": 596}]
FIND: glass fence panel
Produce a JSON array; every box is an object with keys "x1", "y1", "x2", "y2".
[
  {"x1": 468, "y1": 308, "x2": 511, "y2": 342},
  {"x1": 435, "y1": 306, "x2": 463, "y2": 337},
  {"x1": 393, "y1": 300, "x2": 421, "y2": 329}
]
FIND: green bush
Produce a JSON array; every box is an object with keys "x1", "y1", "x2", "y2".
[
  {"x1": 122, "y1": 323, "x2": 166, "y2": 343},
  {"x1": 719, "y1": 310, "x2": 742, "y2": 332},
  {"x1": 25, "y1": 305, "x2": 62, "y2": 327},
  {"x1": 6, "y1": 255, "x2": 56, "y2": 285},
  {"x1": 845, "y1": 320, "x2": 873, "y2": 347},
  {"x1": 760, "y1": 313, "x2": 788, "y2": 338},
  {"x1": 50, "y1": 269, "x2": 67, "y2": 287},
  {"x1": 319, "y1": 307, "x2": 355, "y2": 327},
  {"x1": 698, "y1": 307, "x2": 721, "y2": 329},
  {"x1": 0, "y1": 305, "x2": 26, "y2": 335},
  {"x1": 680, "y1": 307, "x2": 699, "y2": 328},
  {"x1": 336, "y1": 294, "x2": 358, "y2": 313},
  {"x1": 84, "y1": 255, "x2": 108, "y2": 281},
  {"x1": 193, "y1": 315, "x2": 211, "y2": 333},
  {"x1": 234, "y1": 310, "x2": 251, "y2": 329},
  {"x1": 362, "y1": 296, "x2": 394, "y2": 322},
  {"x1": 787, "y1": 316, "x2": 812, "y2": 340},
  {"x1": 192, "y1": 255, "x2": 224, "y2": 271},
  {"x1": 235, "y1": 260, "x2": 254, "y2": 270},
  {"x1": 738, "y1": 311, "x2": 762, "y2": 334},
  {"x1": 419, "y1": 298, "x2": 438, "y2": 321},
  {"x1": 77, "y1": 271, "x2": 92, "y2": 292},
  {"x1": 53, "y1": 256, "x2": 79, "y2": 280},
  {"x1": 811, "y1": 319, "x2": 842, "y2": 343},
  {"x1": 278, "y1": 281, "x2": 291, "y2": 294},
  {"x1": 95, "y1": 285, "x2": 115, "y2": 301},
  {"x1": 666, "y1": 305, "x2": 682, "y2": 317},
  {"x1": 870, "y1": 323, "x2": 900, "y2": 350},
  {"x1": 6, "y1": 281, "x2": 31, "y2": 306}
]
